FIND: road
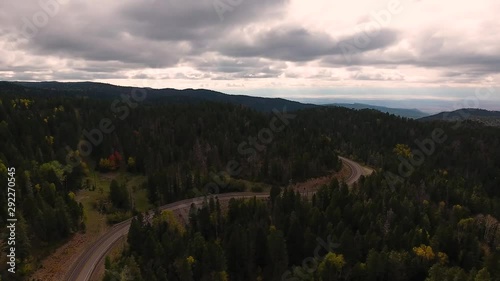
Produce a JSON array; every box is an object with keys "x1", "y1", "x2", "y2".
[
  {"x1": 339, "y1": 156, "x2": 368, "y2": 185},
  {"x1": 65, "y1": 157, "x2": 367, "y2": 281}
]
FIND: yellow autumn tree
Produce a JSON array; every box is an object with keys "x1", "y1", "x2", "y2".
[
  {"x1": 213, "y1": 271, "x2": 228, "y2": 281},
  {"x1": 99, "y1": 158, "x2": 113, "y2": 171},
  {"x1": 393, "y1": 143, "x2": 412, "y2": 158},
  {"x1": 153, "y1": 210, "x2": 186, "y2": 234},
  {"x1": 318, "y1": 252, "x2": 346, "y2": 280},
  {"x1": 437, "y1": 252, "x2": 448, "y2": 265},
  {"x1": 127, "y1": 156, "x2": 136, "y2": 170},
  {"x1": 45, "y1": 135, "x2": 54, "y2": 146},
  {"x1": 413, "y1": 244, "x2": 435, "y2": 261}
]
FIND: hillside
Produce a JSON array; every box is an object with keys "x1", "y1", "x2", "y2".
[
  {"x1": 1, "y1": 81, "x2": 500, "y2": 281},
  {"x1": 328, "y1": 102, "x2": 429, "y2": 119},
  {"x1": 12, "y1": 81, "x2": 317, "y2": 112},
  {"x1": 420, "y1": 108, "x2": 500, "y2": 127}
]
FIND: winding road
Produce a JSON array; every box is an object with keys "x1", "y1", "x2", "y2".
[
  {"x1": 339, "y1": 156, "x2": 367, "y2": 185},
  {"x1": 65, "y1": 157, "x2": 367, "y2": 281}
]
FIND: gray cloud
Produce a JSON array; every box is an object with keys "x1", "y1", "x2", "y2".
[
  {"x1": 2, "y1": 0, "x2": 290, "y2": 73},
  {"x1": 0, "y1": 0, "x2": 498, "y2": 92},
  {"x1": 191, "y1": 57, "x2": 274, "y2": 73},
  {"x1": 18, "y1": 26, "x2": 186, "y2": 68},
  {"x1": 353, "y1": 71, "x2": 405, "y2": 81},
  {"x1": 121, "y1": 0, "x2": 288, "y2": 42},
  {"x1": 218, "y1": 27, "x2": 399, "y2": 62},
  {"x1": 321, "y1": 31, "x2": 500, "y2": 78}
]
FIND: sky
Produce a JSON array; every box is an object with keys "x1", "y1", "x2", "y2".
[{"x1": 1, "y1": 0, "x2": 499, "y2": 112}]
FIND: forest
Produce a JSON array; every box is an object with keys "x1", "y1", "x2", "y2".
[{"x1": 0, "y1": 82, "x2": 499, "y2": 280}]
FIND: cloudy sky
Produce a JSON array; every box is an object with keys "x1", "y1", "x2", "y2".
[{"x1": 1, "y1": 0, "x2": 499, "y2": 111}]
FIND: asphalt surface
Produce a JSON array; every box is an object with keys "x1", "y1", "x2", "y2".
[
  {"x1": 65, "y1": 157, "x2": 366, "y2": 281},
  {"x1": 338, "y1": 156, "x2": 366, "y2": 185}
]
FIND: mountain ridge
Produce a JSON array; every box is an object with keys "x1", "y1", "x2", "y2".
[
  {"x1": 419, "y1": 108, "x2": 500, "y2": 127},
  {"x1": 326, "y1": 102, "x2": 429, "y2": 119},
  {"x1": 6, "y1": 81, "x2": 318, "y2": 112}
]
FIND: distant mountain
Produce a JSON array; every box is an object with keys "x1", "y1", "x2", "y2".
[
  {"x1": 327, "y1": 103, "x2": 429, "y2": 119},
  {"x1": 419, "y1": 108, "x2": 500, "y2": 127},
  {"x1": 8, "y1": 81, "x2": 318, "y2": 112}
]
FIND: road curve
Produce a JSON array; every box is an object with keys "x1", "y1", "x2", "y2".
[
  {"x1": 339, "y1": 156, "x2": 367, "y2": 185},
  {"x1": 65, "y1": 157, "x2": 366, "y2": 281}
]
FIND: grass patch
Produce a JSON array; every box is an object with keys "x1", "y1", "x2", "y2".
[
  {"x1": 124, "y1": 174, "x2": 150, "y2": 212},
  {"x1": 228, "y1": 178, "x2": 271, "y2": 193},
  {"x1": 77, "y1": 172, "x2": 150, "y2": 231},
  {"x1": 77, "y1": 172, "x2": 114, "y2": 235}
]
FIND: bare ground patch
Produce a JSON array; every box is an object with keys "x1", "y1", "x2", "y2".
[
  {"x1": 29, "y1": 232, "x2": 100, "y2": 281},
  {"x1": 290, "y1": 162, "x2": 352, "y2": 193},
  {"x1": 30, "y1": 176, "x2": 112, "y2": 281}
]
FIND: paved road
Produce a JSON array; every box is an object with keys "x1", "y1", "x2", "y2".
[
  {"x1": 339, "y1": 156, "x2": 367, "y2": 185},
  {"x1": 65, "y1": 157, "x2": 366, "y2": 281}
]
